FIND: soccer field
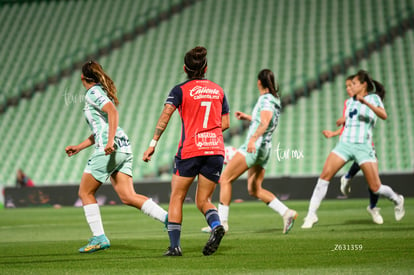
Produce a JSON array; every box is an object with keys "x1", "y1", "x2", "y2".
[{"x1": 0, "y1": 199, "x2": 413, "y2": 274}]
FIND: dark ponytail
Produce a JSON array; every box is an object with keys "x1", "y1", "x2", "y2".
[
  {"x1": 258, "y1": 69, "x2": 279, "y2": 98},
  {"x1": 355, "y1": 70, "x2": 385, "y2": 101},
  {"x1": 373, "y1": 80, "x2": 385, "y2": 101}
]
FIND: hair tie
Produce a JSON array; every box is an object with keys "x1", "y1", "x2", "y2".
[
  {"x1": 184, "y1": 64, "x2": 196, "y2": 72},
  {"x1": 184, "y1": 58, "x2": 207, "y2": 72},
  {"x1": 200, "y1": 58, "x2": 207, "y2": 70}
]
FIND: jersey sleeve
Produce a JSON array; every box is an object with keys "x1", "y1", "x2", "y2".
[
  {"x1": 85, "y1": 86, "x2": 111, "y2": 110},
  {"x1": 261, "y1": 94, "x2": 275, "y2": 111},
  {"x1": 370, "y1": 94, "x2": 384, "y2": 108},
  {"x1": 165, "y1": 85, "x2": 182, "y2": 107},
  {"x1": 222, "y1": 94, "x2": 230, "y2": 115}
]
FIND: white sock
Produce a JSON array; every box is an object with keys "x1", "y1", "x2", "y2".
[
  {"x1": 308, "y1": 178, "x2": 329, "y2": 216},
  {"x1": 141, "y1": 198, "x2": 168, "y2": 223},
  {"x1": 83, "y1": 203, "x2": 105, "y2": 236},
  {"x1": 374, "y1": 185, "x2": 400, "y2": 205},
  {"x1": 268, "y1": 198, "x2": 288, "y2": 216},
  {"x1": 218, "y1": 203, "x2": 229, "y2": 222}
]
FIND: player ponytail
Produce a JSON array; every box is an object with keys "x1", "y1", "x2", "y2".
[
  {"x1": 258, "y1": 69, "x2": 279, "y2": 98},
  {"x1": 372, "y1": 80, "x2": 385, "y2": 101},
  {"x1": 184, "y1": 46, "x2": 208, "y2": 79},
  {"x1": 82, "y1": 61, "x2": 119, "y2": 106},
  {"x1": 355, "y1": 70, "x2": 385, "y2": 101}
]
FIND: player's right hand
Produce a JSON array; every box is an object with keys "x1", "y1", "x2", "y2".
[
  {"x1": 65, "y1": 145, "x2": 80, "y2": 157},
  {"x1": 322, "y1": 130, "x2": 333, "y2": 138},
  {"x1": 235, "y1": 111, "x2": 246, "y2": 120}
]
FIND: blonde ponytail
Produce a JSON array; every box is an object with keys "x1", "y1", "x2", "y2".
[{"x1": 82, "y1": 61, "x2": 119, "y2": 106}]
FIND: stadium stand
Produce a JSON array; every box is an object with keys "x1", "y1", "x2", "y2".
[
  {"x1": 0, "y1": 0, "x2": 413, "y2": 186},
  {"x1": 0, "y1": 0, "x2": 186, "y2": 110}
]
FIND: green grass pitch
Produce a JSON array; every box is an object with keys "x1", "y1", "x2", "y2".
[{"x1": 0, "y1": 198, "x2": 413, "y2": 274}]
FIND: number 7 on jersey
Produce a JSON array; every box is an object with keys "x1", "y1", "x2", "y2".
[{"x1": 200, "y1": 101, "x2": 211, "y2": 128}]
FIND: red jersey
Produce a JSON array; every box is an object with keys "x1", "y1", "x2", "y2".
[
  {"x1": 339, "y1": 99, "x2": 348, "y2": 136},
  {"x1": 166, "y1": 79, "x2": 230, "y2": 159}
]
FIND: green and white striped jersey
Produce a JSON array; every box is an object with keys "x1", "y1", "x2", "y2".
[
  {"x1": 83, "y1": 85, "x2": 131, "y2": 153},
  {"x1": 245, "y1": 93, "x2": 281, "y2": 146},
  {"x1": 340, "y1": 94, "x2": 384, "y2": 144}
]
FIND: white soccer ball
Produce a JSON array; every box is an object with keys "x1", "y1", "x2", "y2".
[{"x1": 224, "y1": 146, "x2": 237, "y2": 164}]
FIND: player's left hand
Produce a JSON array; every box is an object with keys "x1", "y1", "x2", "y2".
[
  {"x1": 247, "y1": 139, "x2": 256, "y2": 153},
  {"x1": 143, "y1": 147, "x2": 155, "y2": 162},
  {"x1": 104, "y1": 142, "x2": 115, "y2": 155}
]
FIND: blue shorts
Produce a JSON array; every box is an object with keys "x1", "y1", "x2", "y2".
[
  {"x1": 84, "y1": 151, "x2": 133, "y2": 183},
  {"x1": 173, "y1": 155, "x2": 224, "y2": 183},
  {"x1": 332, "y1": 142, "x2": 376, "y2": 166}
]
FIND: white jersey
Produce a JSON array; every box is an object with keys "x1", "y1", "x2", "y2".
[
  {"x1": 83, "y1": 85, "x2": 132, "y2": 153},
  {"x1": 245, "y1": 93, "x2": 281, "y2": 146},
  {"x1": 340, "y1": 94, "x2": 384, "y2": 144}
]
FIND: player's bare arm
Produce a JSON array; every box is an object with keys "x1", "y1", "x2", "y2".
[
  {"x1": 154, "y1": 104, "x2": 176, "y2": 139},
  {"x1": 65, "y1": 135, "x2": 95, "y2": 157},
  {"x1": 356, "y1": 95, "x2": 387, "y2": 120},
  {"x1": 143, "y1": 104, "x2": 176, "y2": 162},
  {"x1": 235, "y1": 111, "x2": 252, "y2": 121},
  {"x1": 322, "y1": 128, "x2": 342, "y2": 138},
  {"x1": 102, "y1": 101, "x2": 118, "y2": 155}
]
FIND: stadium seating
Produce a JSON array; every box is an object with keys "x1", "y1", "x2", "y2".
[
  {"x1": 0, "y1": 0, "x2": 183, "y2": 106},
  {"x1": 0, "y1": 0, "x2": 413, "y2": 186}
]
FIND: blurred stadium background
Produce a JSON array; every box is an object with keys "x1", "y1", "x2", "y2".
[{"x1": 0, "y1": 0, "x2": 413, "y2": 203}]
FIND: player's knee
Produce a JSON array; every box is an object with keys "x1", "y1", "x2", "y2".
[
  {"x1": 169, "y1": 193, "x2": 187, "y2": 209},
  {"x1": 195, "y1": 202, "x2": 204, "y2": 212},
  {"x1": 320, "y1": 171, "x2": 333, "y2": 181},
  {"x1": 369, "y1": 183, "x2": 381, "y2": 193},
  {"x1": 219, "y1": 178, "x2": 228, "y2": 187},
  {"x1": 118, "y1": 194, "x2": 134, "y2": 206},
  {"x1": 195, "y1": 197, "x2": 207, "y2": 211},
  {"x1": 78, "y1": 190, "x2": 91, "y2": 201},
  {"x1": 248, "y1": 186, "x2": 259, "y2": 198},
  {"x1": 78, "y1": 191, "x2": 97, "y2": 205},
  {"x1": 219, "y1": 176, "x2": 233, "y2": 188}
]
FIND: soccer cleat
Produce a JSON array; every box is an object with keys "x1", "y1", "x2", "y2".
[
  {"x1": 79, "y1": 234, "x2": 110, "y2": 253},
  {"x1": 394, "y1": 195, "x2": 405, "y2": 221},
  {"x1": 366, "y1": 206, "x2": 383, "y2": 224},
  {"x1": 203, "y1": 225, "x2": 225, "y2": 256},
  {"x1": 301, "y1": 213, "x2": 318, "y2": 229},
  {"x1": 163, "y1": 246, "x2": 182, "y2": 256},
  {"x1": 340, "y1": 175, "x2": 352, "y2": 196},
  {"x1": 282, "y1": 209, "x2": 298, "y2": 234},
  {"x1": 201, "y1": 221, "x2": 229, "y2": 233}
]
